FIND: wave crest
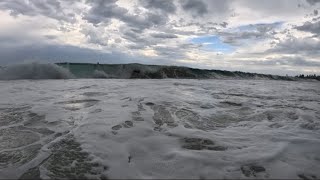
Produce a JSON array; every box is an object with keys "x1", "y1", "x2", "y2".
[{"x1": 0, "y1": 62, "x2": 74, "y2": 80}]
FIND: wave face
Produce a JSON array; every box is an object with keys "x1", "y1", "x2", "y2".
[
  {"x1": 92, "y1": 70, "x2": 109, "y2": 78},
  {"x1": 0, "y1": 62, "x2": 298, "y2": 80},
  {"x1": 0, "y1": 63, "x2": 74, "y2": 80},
  {"x1": 56, "y1": 63, "x2": 297, "y2": 80}
]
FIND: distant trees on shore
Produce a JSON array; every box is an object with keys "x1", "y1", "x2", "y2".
[{"x1": 295, "y1": 74, "x2": 320, "y2": 81}]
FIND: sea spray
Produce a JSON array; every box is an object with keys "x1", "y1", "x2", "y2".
[
  {"x1": 0, "y1": 62, "x2": 74, "y2": 80},
  {"x1": 92, "y1": 70, "x2": 109, "y2": 78}
]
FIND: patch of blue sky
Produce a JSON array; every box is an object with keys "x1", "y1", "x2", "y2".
[
  {"x1": 190, "y1": 22, "x2": 283, "y2": 53},
  {"x1": 190, "y1": 35, "x2": 235, "y2": 54}
]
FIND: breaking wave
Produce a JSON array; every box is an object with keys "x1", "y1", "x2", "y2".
[
  {"x1": 0, "y1": 62, "x2": 300, "y2": 80},
  {"x1": 92, "y1": 70, "x2": 109, "y2": 78},
  {"x1": 0, "y1": 62, "x2": 74, "y2": 80}
]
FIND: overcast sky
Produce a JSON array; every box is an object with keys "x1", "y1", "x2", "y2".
[{"x1": 0, "y1": 0, "x2": 320, "y2": 75}]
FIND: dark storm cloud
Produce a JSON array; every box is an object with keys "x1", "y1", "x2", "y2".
[
  {"x1": 295, "y1": 20, "x2": 320, "y2": 36},
  {"x1": 139, "y1": 0, "x2": 177, "y2": 13},
  {"x1": 180, "y1": 0, "x2": 208, "y2": 17},
  {"x1": 0, "y1": 0, "x2": 76, "y2": 23}
]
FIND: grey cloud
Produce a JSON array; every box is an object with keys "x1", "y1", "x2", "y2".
[
  {"x1": 153, "y1": 46, "x2": 187, "y2": 59},
  {"x1": 83, "y1": 0, "x2": 128, "y2": 25},
  {"x1": 236, "y1": 0, "x2": 303, "y2": 16},
  {"x1": 82, "y1": 0, "x2": 171, "y2": 47},
  {"x1": 268, "y1": 36, "x2": 320, "y2": 55},
  {"x1": 220, "y1": 22, "x2": 228, "y2": 28},
  {"x1": 295, "y1": 20, "x2": 320, "y2": 35},
  {"x1": 118, "y1": 12, "x2": 167, "y2": 31},
  {"x1": 153, "y1": 43, "x2": 202, "y2": 60},
  {"x1": 179, "y1": 43, "x2": 203, "y2": 49},
  {"x1": 180, "y1": 0, "x2": 208, "y2": 17},
  {"x1": 122, "y1": 28, "x2": 148, "y2": 44},
  {"x1": 0, "y1": 43, "x2": 148, "y2": 65},
  {"x1": 120, "y1": 27, "x2": 157, "y2": 49},
  {"x1": 167, "y1": 20, "x2": 222, "y2": 36},
  {"x1": 139, "y1": 0, "x2": 177, "y2": 13},
  {"x1": 151, "y1": 33, "x2": 178, "y2": 39},
  {"x1": 205, "y1": 0, "x2": 232, "y2": 16},
  {"x1": 221, "y1": 31, "x2": 265, "y2": 44},
  {"x1": 127, "y1": 44, "x2": 147, "y2": 50},
  {"x1": 219, "y1": 23, "x2": 279, "y2": 45},
  {"x1": 253, "y1": 56, "x2": 320, "y2": 67},
  {"x1": 44, "y1": 35, "x2": 57, "y2": 40},
  {"x1": 306, "y1": 0, "x2": 320, "y2": 5},
  {"x1": 0, "y1": 0, "x2": 76, "y2": 23},
  {"x1": 0, "y1": 41, "x2": 187, "y2": 68},
  {"x1": 81, "y1": 27, "x2": 109, "y2": 46},
  {"x1": 84, "y1": 0, "x2": 168, "y2": 31}
]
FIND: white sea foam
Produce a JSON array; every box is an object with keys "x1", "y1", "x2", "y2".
[
  {"x1": 0, "y1": 79, "x2": 319, "y2": 179},
  {"x1": 92, "y1": 70, "x2": 109, "y2": 78}
]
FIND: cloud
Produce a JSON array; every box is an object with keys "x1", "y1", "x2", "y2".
[
  {"x1": 140, "y1": 0, "x2": 177, "y2": 13},
  {"x1": 306, "y1": 0, "x2": 320, "y2": 5},
  {"x1": 81, "y1": 25, "x2": 109, "y2": 46},
  {"x1": 248, "y1": 56, "x2": 320, "y2": 67},
  {"x1": 150, "y1": 33, "x2": 178, "y2": 39},
  {"x1": 180, "y1": 0, "x2": 208, "y2": 17},
  {"x1": 219, "y1": 22, "x2": 281, "y2": 45},
  {"x1": 0, "y1": 0, "x2": 76, "y2": 23},
  {"x1": 0, "y1": 43, "x2": 148, "y2": 65},
  {"x1": 83, "y1": 0, "x2": 127, "y2": 25},
  {"x1": 120, "y1": 27, "x2": 152, "y2": 48},
  {"x1": 295, "y1": 20, "x2": 320, "y2": 36},
  {"x1": 83, "y1": 0, "x2": 168, "y2": 31},
  {"x1": 0, "y1": 0, "x2": 319, "y2": 75},
  {"x1": 268, "y1": 36, "x2": 320, "y2": 56}
]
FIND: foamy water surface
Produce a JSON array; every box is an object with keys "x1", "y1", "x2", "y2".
[{"x1": 0, "y1": 79, "x2": 319, "y2": 179}]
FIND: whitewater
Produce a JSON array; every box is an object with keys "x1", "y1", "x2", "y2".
[{"x1": 0, "y1": 78, "x2": 319, "y2": 179}]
